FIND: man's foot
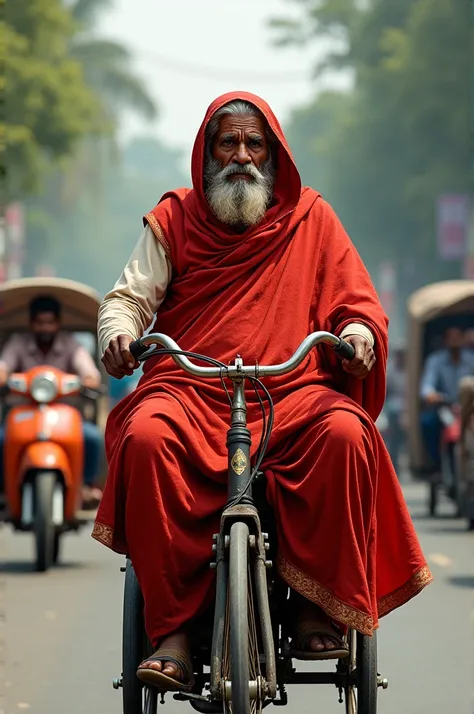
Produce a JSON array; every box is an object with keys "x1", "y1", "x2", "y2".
[
  {"x1": 290, "y1": 596, "x2": 349, "y2": 660},
  {"x1": 81, "y1": 485, "x2": 102, "y2": 510},
  {"x1": 137, "y1": 631, "x2": 194, "y2": 691}
]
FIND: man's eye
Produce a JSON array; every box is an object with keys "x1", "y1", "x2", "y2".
[
  {"x1": 249, "y1": 139, "x2": 263, "y2": 148},
  {"x1": 222, "y1": 138, "x2": 234, "y2": 147}
]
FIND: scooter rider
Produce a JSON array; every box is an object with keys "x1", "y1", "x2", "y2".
[
  {"x1": 420, "y1": 326, "x2": 474, "y2": 471},
  {"x1": 0, "y1": 295, "x2": 104, "y2": 508}
]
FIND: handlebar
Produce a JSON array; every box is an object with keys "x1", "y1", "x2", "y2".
[{"x1": 129, "y1": 331, "x2": 355, "y2": 379}]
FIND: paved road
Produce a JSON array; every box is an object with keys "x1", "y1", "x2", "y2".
[{"x1": 1, "y1": 479, "x2": 472, "y2": 714}]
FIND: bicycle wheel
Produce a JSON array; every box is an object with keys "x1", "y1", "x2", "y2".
[
  {"x1": 429, "y1": 482, "x2": 438, "y2": 516},
  {"x1": 229, "y1": 521, "x2": 250, "y2": 714},
  {"x1": 221, "y1": 520, "x2": 263, "y2": 714},
  {"x1": 122, "y1": 559, "x2": 156, "y2": 714},
  {"x1": 345, "y1": 630, "x2": 378, "y2": 714}
]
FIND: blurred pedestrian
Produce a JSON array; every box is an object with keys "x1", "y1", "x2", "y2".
[{"x1": 385, "y1": 345, "x2": 406, "y2": 472}]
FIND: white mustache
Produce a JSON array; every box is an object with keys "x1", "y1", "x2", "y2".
[{"x1": 219, "y1": 162, "x2": 264, "y2": 181}]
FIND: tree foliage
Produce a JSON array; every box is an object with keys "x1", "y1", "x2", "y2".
[
  {"x1": 273, "y1": 0, "x2": 472, "y2": 335},
  {"x1": 23, "y1": 137, "x2": 189, "y2": 294},
  {"x1": 3, "y1": 0, "x2": 102, "y2": 201},
  {"x1": 69, "y1": 0, "x2": 157, "y2": 124}
]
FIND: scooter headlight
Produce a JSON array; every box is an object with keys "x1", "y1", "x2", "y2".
[{"x1": 30, "y1": 373, "x2": 58, "y2": 404}]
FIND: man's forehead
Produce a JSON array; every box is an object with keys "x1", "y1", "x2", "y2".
[{"x1": 216, "y1": 113, "x2": 268, "y2": 135}]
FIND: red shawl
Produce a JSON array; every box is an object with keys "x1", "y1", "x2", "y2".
[
  {"x1": 111, "y1": 91, "x2": 388, "y2": 432},
  {"x1": 94, "y1": 93, "x2": 431, "y2": 641}
]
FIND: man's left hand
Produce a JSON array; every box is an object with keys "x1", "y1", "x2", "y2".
[
  {"x1": 341, "y1": 335, "x2": 376, "y2": 380},
  {"x1": 82, "y1": 374, "x2": 101, "y2": 390}
]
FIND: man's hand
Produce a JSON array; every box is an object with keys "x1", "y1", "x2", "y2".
[
  {"x1": 101, "y1": 334, "x2": 139, "y2": 379},
  {"x1": 341, "y1": 335, "x2": 375, "y2": 380},
  {"x1": 424, "y1": 391, "x2": 444, "y2": 406},
  {"x1": 0, "y1": 366, "x2": 8, "y2": 388},
  {"x1": 82, "y1": 374, "x2": 101, "y2": 390}
]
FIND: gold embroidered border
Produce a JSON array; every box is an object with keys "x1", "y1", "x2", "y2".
[
  {"x1": 91, "y1": 521, "x2": 114, "y2": 548},
  {"x1": 377, "y1": 565, "x2": 434, "y2": 618},
  {"x1": 144, "y1": 212, "x2": 172, "y2": 261},
  {"x1": 277, "y1": 553, "x2": 375, "y2": 635}
]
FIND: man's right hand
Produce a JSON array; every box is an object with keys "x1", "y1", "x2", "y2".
[
  {"x1": 101, "y1": 335, "x2": 139, "y2": 379},
  {"x1": 0, "y1": 366, "x2": 8, "y2": 388},
  {"x1": 424, "y1": 391, "x2": 444, "y2": 405}
]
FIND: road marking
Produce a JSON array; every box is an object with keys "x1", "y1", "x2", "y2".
[
  {"x1": 17, "y1": 705, "x2": 30, "y2": 710},
  {"x1": 428, "y1": 553, "x2": 453, "y2": 567}
]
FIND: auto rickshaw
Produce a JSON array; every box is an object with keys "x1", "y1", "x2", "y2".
[
  {"x1": 0, "y1": 277, "x2": 108, "y2": 571},
  {"x1": 407, "y1": 279, "x2": 474, "y2": 519}
]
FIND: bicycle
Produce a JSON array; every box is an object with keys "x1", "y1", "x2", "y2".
[{"x1": 111, "y1": 330, "x2": 389, "y2": 714}]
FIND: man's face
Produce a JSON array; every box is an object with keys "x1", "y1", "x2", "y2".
[
  {"x1": 464, "y1": 328, "x2": 474, "y2": 348},
  {"x1": 212, "y1": 115, "x2": 270, "y2": 171},
  {"x1": 205, "y1": 113, "x2": 276, "y2": 228},
  {"x1": 444, "y1": 327, "x2": 463, "y2": 351},
  {"x1": 31, "y1": 311, "x2": 60, "y2": 348}
]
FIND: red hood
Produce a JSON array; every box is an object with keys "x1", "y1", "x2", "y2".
[{"x1": 191, "y1": 91, "x2": 302, "y2": 228}]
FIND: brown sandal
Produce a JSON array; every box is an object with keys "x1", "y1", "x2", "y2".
[
  {"x1": 290, "y1": 618, "x2": 349, "y2": 661},
  {"x1": 136, "y1": 645, "x2": 195, "y2": 691}
]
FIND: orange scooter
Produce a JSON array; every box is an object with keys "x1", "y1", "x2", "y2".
[{"x1": 3, "y1": 365, "x2": 99, "y2": 571}]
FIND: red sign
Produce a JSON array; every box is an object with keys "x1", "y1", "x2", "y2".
[{"x1": 437, "y1": 194, "x2": 470, "y2": 260}]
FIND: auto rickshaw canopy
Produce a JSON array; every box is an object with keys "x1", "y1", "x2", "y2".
[
  {"x1": 0, "y1": 277, "x2": 101, "y2": 335},
  {"x1": 406, "y1": 279, "x2": 474, "y2": 473}
]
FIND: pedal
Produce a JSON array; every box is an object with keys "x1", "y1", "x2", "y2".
[{"x1": 174, "y1": 692, "x2": 217, "y2": 705}]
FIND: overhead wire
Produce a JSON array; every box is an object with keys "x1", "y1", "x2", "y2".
[{"x1": 135, "y1": 49, "x2": 309, "y2": 84}]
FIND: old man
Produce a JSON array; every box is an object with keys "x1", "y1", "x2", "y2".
[{"x1": 93, "y1": 92, "x2": 432, "y2": 691}]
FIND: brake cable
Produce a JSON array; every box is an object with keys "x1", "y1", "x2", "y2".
[{"x1": 139, "y1": 347, "x2": 274, "y2": 507}]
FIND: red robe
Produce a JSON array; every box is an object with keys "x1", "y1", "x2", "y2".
[{"x1": 93, "y1": 91, "x2": 432, "y2": 644}]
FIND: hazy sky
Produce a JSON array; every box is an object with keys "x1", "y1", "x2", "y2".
[{"x1": 97, "y1": 0, "x2": 349, "y2": 159}]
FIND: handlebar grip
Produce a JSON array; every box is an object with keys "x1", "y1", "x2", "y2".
[
  {"x1": 129, "y1": 339, "x2": 149, "y2": 360},
  {"x1": 334, "y1": 338, "x2": 355, "y2": 361}
]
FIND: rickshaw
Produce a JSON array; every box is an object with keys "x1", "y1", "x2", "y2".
[
  {"x1": 406, "y1": 279, "x2": 474, "y2": 519},
  {"x1": 111, "y1": 331, "x2": 389, "y2": 714},
  {"x1": 0, "y1": 277, "x2": 108, "y2": 571}
]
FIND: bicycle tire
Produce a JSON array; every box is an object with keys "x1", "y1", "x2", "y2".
[
  {"x1": 122, "y1": 559, "x2": 156, "y2": 714},
  {"x1": 356, "y1": 631, "x2": 377, "y2": 714},
  {"x1": 229, "y1": 521, "x2": 251, "y2": 714},
  {"x1": 429, "y1": 482, "x2": 438, "y2": 516}
]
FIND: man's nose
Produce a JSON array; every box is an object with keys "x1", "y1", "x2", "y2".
[{"x1": 234, "y1": 142, "x2": 251, "y2": 164}]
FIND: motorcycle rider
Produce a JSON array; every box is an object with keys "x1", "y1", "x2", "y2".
[
  {"x1": 420, "y1": 326, "x2": 474, "y2": 472},
  {"x1": 0, "y1": 295, "x2": 104, "y2": 508}
]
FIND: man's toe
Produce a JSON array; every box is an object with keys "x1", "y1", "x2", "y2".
[
  {"x1": 162, "y1": 662, "x2": 179, "y2": 677},
  {"x1": 309, "y1": 635, "x2": 325, "y2": 651}
]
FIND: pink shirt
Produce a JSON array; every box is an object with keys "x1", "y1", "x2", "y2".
[{"x1": 0, "y1": 332, "x2": 100, "y2": 381}]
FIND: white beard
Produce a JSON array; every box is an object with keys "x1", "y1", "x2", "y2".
[{"x1": 204, "y1": 157, "x2": 275, "y2": 228}]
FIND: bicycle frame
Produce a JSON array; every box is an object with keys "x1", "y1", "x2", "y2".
[
  {"x1": 129, "y1": 331, "x2": 355, "y2": 709},
  {"x1": 210, "y1": 366, "x2": 277, "y2": 702}
]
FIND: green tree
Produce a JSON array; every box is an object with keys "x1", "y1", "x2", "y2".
[
  {"x1": 23, "y1": 136, "x2": 188, "y2": 294},
  {"x1": 274, "y1": 0, "x2": 472, "y2": 336},
  {"x1": 3, "y1": 0, "x2": 102, "y2": 201},
  {"x1": 69, "y1": 0, "x2": 157, "y2": 125},
  {"x1": 23, "y1": 0, "x2": 159, "y2": 276}
]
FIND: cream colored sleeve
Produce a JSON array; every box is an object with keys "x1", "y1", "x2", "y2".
[
  {"x1": 98, "y1": 225, "x2": 172, "y2": 357},
  {"x1": 339, "y1": 323, "x2": 375, "y2": 348}
]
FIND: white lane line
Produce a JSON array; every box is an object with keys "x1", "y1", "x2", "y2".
[{"x1": 428, "y1": 553, "x2": 454, "y2": 567}]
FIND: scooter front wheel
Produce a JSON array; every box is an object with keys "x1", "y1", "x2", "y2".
[{"x1": 33, "y1": 471, "x2": 56, "y2": 572}]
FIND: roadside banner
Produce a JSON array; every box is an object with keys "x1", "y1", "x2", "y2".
[{"x1": 437, "y1": 194, "x2": 470, "y2": 260}]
